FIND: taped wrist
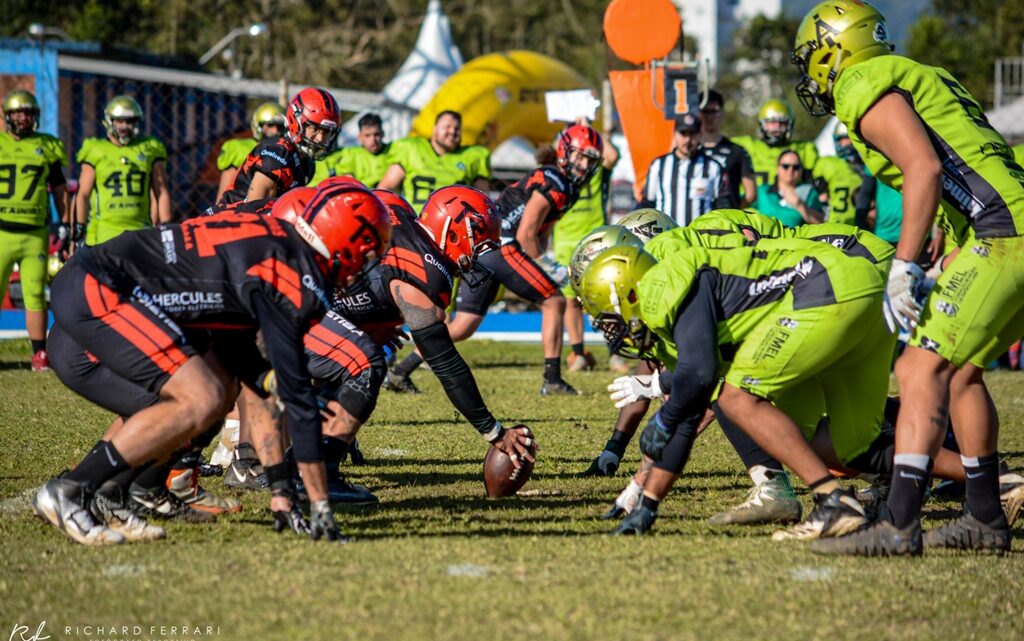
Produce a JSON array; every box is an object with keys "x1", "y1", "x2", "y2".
[
  {"x1": 411, "y1": 321, "x2": 496, "y2": 436},
  {"x1": 265, "y1": 462, "x2": 292, "y2": 495}
]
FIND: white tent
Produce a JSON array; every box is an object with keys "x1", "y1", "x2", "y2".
[
  {"x1": 338, "y1": 0, "x2": 462, "y2": 145},
  {"x1": 987, "y1": 95, "x2": 1024, "y2": 143}
]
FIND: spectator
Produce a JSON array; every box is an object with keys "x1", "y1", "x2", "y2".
[
  {"x1": 312, "y1": 112, "x2": 391, "y2": 187},
  {"x1": 754, "y1": 150, "x2": 824, "y2": 228},
  {"x1": 699, "y1": 90, "x2": 756, "y2": 207}
]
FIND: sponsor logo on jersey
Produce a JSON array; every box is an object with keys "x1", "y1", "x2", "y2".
[
  {"x1": 424, "y1": 253, "x2": 452, "y2": 285},
  {"x1": 34, "y1": 147, "x2": 43, "y2": 156},
  {"x1": 137, "y1": 152, "x2": 146, "y2": 162},
  {"x1": 161, "y1": 228, "x2": 177, "y2": 264},
  {"x1": 741, "y1": 375, "x2": 761, "y2": 387},
  {"x1": 261, "y1": 149, "x2": 288, "y2": 165},
  {"x1": 335, "y1": 290, "x2": 374, "y2": 311},
  {"x1": 777, "y1": 317, "x2": 799, "y2": 329},
  {"x1": 939, "y1": 158, "x2": 984, "y2": 217},
  {"x1": 935, "y1": 300, "x2": 958, "y2": 317},
  {"x1": 130, "y1": 286, "x2": 187, "y2": 335},
  {"x1": 150, "y1": 291, "x2": 225, "y2": 311},
  {"x1": 301, "y1": 273, "x2": 330, "y2": 308},
  {"x1": 970, "y1": 243, "x2": 990, "y2": 258},
  {"x1": 747, "y1": 258, "x2": 814, "y2": 298},
  {"x1": 919, "y1": 336, "x2": 941, "y2": 353}
]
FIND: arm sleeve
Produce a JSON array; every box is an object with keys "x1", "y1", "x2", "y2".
[
  {"x1": 46, "y1": 162, "x2": 66, "y2": 188},
  {"x1": 855, "y1": 176, "x2": 876, "y2": 229},
  {"x1": 252, "y1": 292, "x2": 322, "y2": 463},
  {"x1": 411, "y1": 321, "x2": 498, "y2": 438}
]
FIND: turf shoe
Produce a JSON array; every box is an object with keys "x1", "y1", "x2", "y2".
[
  {"x1": 582, "y1": 449, "x2": 621, "y2": 477},
  {"x1": 923, "y1": 514, "x2": 1011, "y2": 553},
  {"x1": 31, "y1": 350, "x2": 50, "y2": 372},
  {"x1": 128, "y1": 485, "x2": 215, "y2": 523},
  {"x1": 166, "y1": 467, "x2": 242, "y2": 514},
  {"x1": 998, "y1": 471, "x2": 1024, "y2": 526},
  {"x1": 611, "y1": 506, "x2": 657, "y2": 535},
  {"x1": 709, "y1": 474, "x2": 802, "y2": 526},
  {"x1": 771, "y1": 488, "x2": 866, "y2": 541},
  {"x1": 602, "y1": 480, "x2": 643, "y2": 520},
  {"x1": 33, "y1": 478, "x2": 125, "y2": 546},
  {"x1": 383, "y1": 369, "x2": 420, "y2": 394},
  {"x1": 567, "y1": 350, "x2": 597, "y2": 372},
  {"x1": 224, "y1": 444, "x2": 268, "y2": 490},
  {"x1": 540, "y1": 379, "x2": 581, "y2": 396},
  {"x1": 854, "y1": 476, "x2": 891, "y2": 518},
  {"x1": 295, "y1": 465, "x2": 378, "y2": 506},
  {"x1": 91, "y1": 481, "x2": 166, "y2": 541},
  {"x1": 811, "y1": 517, "x2": 923, "y2": 556}
]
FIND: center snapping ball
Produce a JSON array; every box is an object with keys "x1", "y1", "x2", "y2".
[{"x1": 483, "y1": 426, "x2": 536, "y2": 497}]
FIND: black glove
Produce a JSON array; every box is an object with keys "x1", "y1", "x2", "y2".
[
  {"x1": 57, "y1": 223, "x2": 84, "y2": 257},
  {"x1": 639, "y1": 412, "x2": 675, "y2": 462},
  {"x1": 309, "y1": 499, "x2": 348, "y2": 542},
  {"x1": 271, "y1": 489, "x2": 310, "y2": 536}
]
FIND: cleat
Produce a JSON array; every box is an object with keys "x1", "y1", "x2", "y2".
[
  {"x1": 33, "y1": 478, "x2": 124, "y2": 545},
  {"x1": 224, "y1": 444, "x2": 268, "y2": 490},
  {"x1": 166, "y1": 467, "x2": 242, "y2": 514},
  {"x1": 128, "y1": 485, "x2": 214, "y2": 523},
  {"x1": 383, "y1": 369, "x2": 420, "y2": 394},
  {"x1": 296, "y1": 465, "x2": 378, "y2": 506},
  {"x1": 582, "y1": 449, "x2": 621, "y2": 477},
  {"x1": 923, "y1": 513, "x2": 1010, "y2": 553},
  {"x1": 348, "y1": 438, "x2": 367, "y2": 466},
  {"x1": 999, "y1": 472, "x2": 1024, "y2": 526},
  {"x1": 607, "y1": 353, "x2": 632, "y2": 374},
  {"x1": 772, "y1": 488, "x2": 866, "y2": 541},
  {"x1": 931, "y1": 479, "x2": 965, "y2": 500},
  {"x1": 540, "y1": 379, "x2": 581, "y2": 396},
  {"x1": 567, "y1": 350, "x2": 597, "y2": 372},
  {"x1": 31, "y1": 349, "x2": 50, "y2": 372},
  {"x1": 602, "y1": 480, "x2": 643, "y2": 520},
  {"x1": 209, "y1": 442, "x2": 234, "y2": 468},
  {"x1": 198, "y1": 461, "x2": 224, "y2": 477},
  {"x1": 854, "y1": 476, "x2": 891, "y2": 517},
  {"x1": 811, "y1": 517, "x2": 922, "y2": 556},
  {"x1": 91, "y1": 482, "x2": 166, "y2": 541},
  {"x1": 611, "y1": 506, "x2": 657, "y2": 535},
  {"x1": 709, "y1": 473, "x2": 802, "y2": 526}
]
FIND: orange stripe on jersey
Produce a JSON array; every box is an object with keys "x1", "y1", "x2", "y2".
[
  {"x1": 501, "y1": 245, "x2": 556, "y2": 298},
  {"x1": 304, "y1": 323, "x2": 371, "y2": 375},
  {"x1": 246, "y1": 258, "x2": 303, "y2": 308},
  {"x1": 382, "y1": 246, "x2": 427, "y2": 283}
]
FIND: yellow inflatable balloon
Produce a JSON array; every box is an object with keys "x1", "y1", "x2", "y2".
[{"x1": 411, "y1": 50, "x2": 592, "y2": 149}]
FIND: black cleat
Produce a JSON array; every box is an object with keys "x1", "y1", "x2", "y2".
[
  {"x1": 611, "y1": 506, "x2": 657, "y2": 535},
  {"x1": 923, "y1": 514, "x2": 1010, "y2": 553},
  {"x1": 224, "y1": 445, "x2": 268, "y2": 490},
  {"x1": 811, "y1": 517, "x2": 922, "y2": 556},
  {"x1": 348, "y1": 438, "x2": 368, "y2": 466},
  {"x1": 540, "y1": 379, "x2": 581, "y2": 396},
  {"x1": 295, "y1": 466, "x2": 379, "y2": 507},
  {"x1": 383, "y1": 370, "x2": 420, "y2": 394},
  {"x1": 128, "y1": 485, "x2": 215, "y2": 523},
  {"x1": 582, "y1": 450, "x2": 621, "y2": 477}
]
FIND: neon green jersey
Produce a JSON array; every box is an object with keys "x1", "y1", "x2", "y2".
[
  {"x1": 0, "y1": 131, "x2": 67, "y2": 227},
  {"x1": 307, "y1": 148, "x2": 343, "y2": 186},
  {"x1": 1015, "y1": 144, "x2": 1024, "y2": 166},
  {"x1": 217, "y1": 137, "x2": 257, "y2": 171},
  {"x1": 813, "y1": 156, "x2": 862, "y2": 225},
  {"x1": 731, "y1": 136, "x2": 819, "y2": 187},
  {"x1": 388, "y1": 137, "x2": 491, "y2": 212},
  {"x1": 638, "y1": 241, "x2": 884, "y2": 357},
  {"x1": 687, "y1": 207, "x2": 786, "y2": 239},
  {"x1": 329, "y1": 143, "x2": 392, "y2": 187},
  {"x1": 555, "y1": 168, "x2": 608, "y2": 250},
  {"x1": 645, "y1": 226, "x2": 747, "y2": 261},
  {"x1": 76, "y1": 135, "x2": 167, "y2": 245},
  {"x1": 783, "y1": 222, "x2": 894, "y2": 269},
  {"x1": 835, "y1": 55, "x2": 1024, "y2": 238}
]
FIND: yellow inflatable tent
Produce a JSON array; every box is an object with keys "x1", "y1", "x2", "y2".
[{"x1": 410, "y1": 50, "x2": 592, "y2": 149}]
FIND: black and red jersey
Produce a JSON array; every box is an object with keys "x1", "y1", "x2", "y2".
[
  {"x1": 76, "y1": 212, "x2": 333, "y2": 462},
  {"x1": 218, "y1": 136, "x2": 315, "y2": 206},
  {"x1": 495, "y1": 165, "x2": 580, "y2": 239},
  {"x1": 331, "y1": 204, "x2": 455, "y2": 340}
]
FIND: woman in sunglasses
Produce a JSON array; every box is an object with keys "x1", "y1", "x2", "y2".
[{"x1": 754, "y1": 149, "x2": 824, "y2": 228}]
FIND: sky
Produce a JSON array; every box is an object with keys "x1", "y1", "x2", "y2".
[{"x1": 784, "y1": 0, "x2": 931, "y2": 49}]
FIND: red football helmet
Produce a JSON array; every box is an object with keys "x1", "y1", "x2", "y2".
[
  {"x1": 286, "y1": 88, "x2": 340, "y2": 160},
  {"x1": 284, "y1": 182, "x2": 392, "y2": 286},
  {"x1": 269, "y1": 187, "x2": 316, "y2": 226},
  {"x1": 418, "y1": 185, "x2": 500, "y2": 288},
  {"x1": 557, "y1": 124, "x2": 603, "y2": 186},
  {"x1": 372, "y1": 189, "x2": 417, "y2": 224}
]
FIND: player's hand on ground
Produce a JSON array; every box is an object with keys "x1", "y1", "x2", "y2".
[
  {"x1": 639, "y1": 413, "x2": 674, "y2": 462},
  {"x1": 607, "y1": 374, "x2": 662, "y2": 408},
  {"x1": 309, "y1": 499, "x2": 348, "y2": 543},
  {"x1": 492, "y1": 424, "x2": 538, "y2": 470},
  {"x1": 271, "y1": 490, "x2": 310, "y2": 536},
  {"x1": 884, "y1": 259, "x2": 926, "y2": 332}
]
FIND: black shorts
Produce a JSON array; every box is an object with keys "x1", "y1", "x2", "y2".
[
  {"x1": 49, "y1": 260, "x2": 197, "y2": 398},
  {"x1": 454, "y1": 240, "x2": 560, "y2": 315},
  {"x1": 304, "y1": 312, "x2": 387, "y2": 423}
]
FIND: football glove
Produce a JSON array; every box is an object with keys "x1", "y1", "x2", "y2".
[
  {"x1": 536, "y1": 255, "x2": 570, "y2": 289},
  {"x1": 610, "y1": 505, "x2": 658, "y2": 535},
  {"x1": 607, "y1": 374, "x2": 662, "y2": 409},
  {"x1": 639, "y1": 412, "x2": 674, "y2": 462},
  {"x1": 883, "y1": 259, "x2": 926, "y2": 333},
  {"x1": 583, "y1": 449, "x2": 621, "y2": 477},
  {"x1": 271, "y1": 491, "x2": 310, "y2": 536},
  {"x1": 309, "y1": 499, "x2": 347, "y2": 542},
  {"x1": 57, "y1": 222, "x2": 85, "y2": 257},
  {"x1": 602, "y1": 479, "x2": 643, "y2": 520}
]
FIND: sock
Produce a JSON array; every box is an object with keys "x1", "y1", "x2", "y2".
[
  {"x1": 962, "y1": 453, "x2": 1004, "y2": 524},
  {"x1": 640, "y1": 494, "x2": 660, "y2": 513},
  {"x1": 31, "y1": 339, "x2": 45, "y2": 353},
  {"x1": 605, "y1": 431, "x2": 630, "y2": 457},
  {"x1": 886, "y1": 454, "x2": 932, "y2": 529},
  {"x1": 543, "y1": 357, "x2": 561, "y2": 383},
  {"x1": 235, "y1": 441, "x2": 259, "y2": 461},
  {"x1": 171, "y1": 448, "x2": 201, "y2": 471},
  {"x1": 322, "y1": 436, "x2": 349, "y2": 468},
  {"x1": 130, "y1": 460, "x2": 175, "y2": 493},
  {"x1": 393, "y1": 353, "x2": 423, "y2": 377},
  {"x1": 749, "y1": 464, "x2": 786, "y2": 487},
  {"x1": 571, "y1": 343, "x2": 585, "y2": 357},
  {"x1": 108, "y1": 465, "x2": 148, "y2": 492},
  {"x1": 66, "y1": 440, "x2": 131, "y2": 494},
  {"x1": 808, "y1": 474, "x2": 840, "y2": 496}
]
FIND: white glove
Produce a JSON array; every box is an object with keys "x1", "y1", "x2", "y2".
[
  {"x1": 614, "y1": 479, "x2": 643, "y2": 515},
  {"x1": 883, "y1": 259, "x2": 926, "y2": 333},
  {"x1": 607, "y1": 374, "x2": 663, "y2": 409},
  {"x1": 536, "y1": 255, "x2": 570, "y2": 288}
]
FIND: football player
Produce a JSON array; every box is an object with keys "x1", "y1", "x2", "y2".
[
  {"x1": 74, "y1": 95, "x2": 171, "y2": 245},
  {"x1": 0, "y1": 90, "x2": 69, "y2": 371},
  {"x1": 310, "y1": 112, "x2": 391, "y2": 187},
  {"x1": 387, "y1": 124, "x2": 603, "y2": 395},
  {"x1": 215, "y1": 102, "x2": 287, "y2": 201},
  {"x1": 36, "y1": 180, "x2": 391, "y2": 545},
  {"x1": 792, "y1": 0, "x2": 1024, "y2": 556},
  {"x1": 732, "y1": 99, "x2": 819, "y2": 188}
]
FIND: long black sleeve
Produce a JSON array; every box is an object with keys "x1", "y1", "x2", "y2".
[{"x1": 855, "y1": 176, "x2": 877, "y2": 230}]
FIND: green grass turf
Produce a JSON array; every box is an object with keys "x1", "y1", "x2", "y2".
[{"x1": 1, "y1": 338, "x2": 1022, "y2": 641}]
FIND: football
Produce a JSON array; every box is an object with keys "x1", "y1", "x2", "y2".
[{"x1": 483, "y1": 433, "x2": 536, "y2": 498}]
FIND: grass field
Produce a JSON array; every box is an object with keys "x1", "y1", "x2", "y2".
[{"x1": 1, "y1": 337, "x2": 1023, "y2": 641}]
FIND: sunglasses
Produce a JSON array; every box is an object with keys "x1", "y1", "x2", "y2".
[
  {"x1": 700, "y1": 108, "x2": 722, "y2": 114},
  {"x1": 779, "y1": 163, "x2": 802, "y2": 170}
]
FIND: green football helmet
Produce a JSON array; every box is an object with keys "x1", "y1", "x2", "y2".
[
  {"x1": 791, "y1": 1, "x2": 893, "y2": 116},
  {"x1": 618, "y1": 208, "x2": 678, "y2": 243},
  {"x1": 251, "y1": 101, "x2": 286, "y2": 139},
  {"x1": 578, "y1": 246, "x2": 658, "y2": 359},
  {"x1": 568, "y1": 225, "x2": 644, "y2": 297},
  {"x1": 832, "y1": 121, "x2": 859, "y2": 163},
  {"x1": 3, "y1": 90, "x2": 40, "y2": 137},
  {"x1": 757, "y1": 99, "x2": 795, "y2": 145},
  {"x1": 103, "y1": 95, "x2": 143, "y2": 145}
]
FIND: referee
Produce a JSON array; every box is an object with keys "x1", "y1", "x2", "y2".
[{"x1": 640, "y1": 112, "x2": 729, "y2": 225}]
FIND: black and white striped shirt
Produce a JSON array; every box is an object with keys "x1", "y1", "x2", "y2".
[{"x1": 641, "y1": 149, "x2": 729, "y2": 226}]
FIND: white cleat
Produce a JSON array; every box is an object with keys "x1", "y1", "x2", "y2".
[
  {"x1": 999, "y1": 472, "x2": 1024, "y2": 526},
  {"x1": 92, "y1": 482, "x2": 166, "y2": 542},
  {"x1": 34, "y1": 478, "x2": 125, "y2": 546}
]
